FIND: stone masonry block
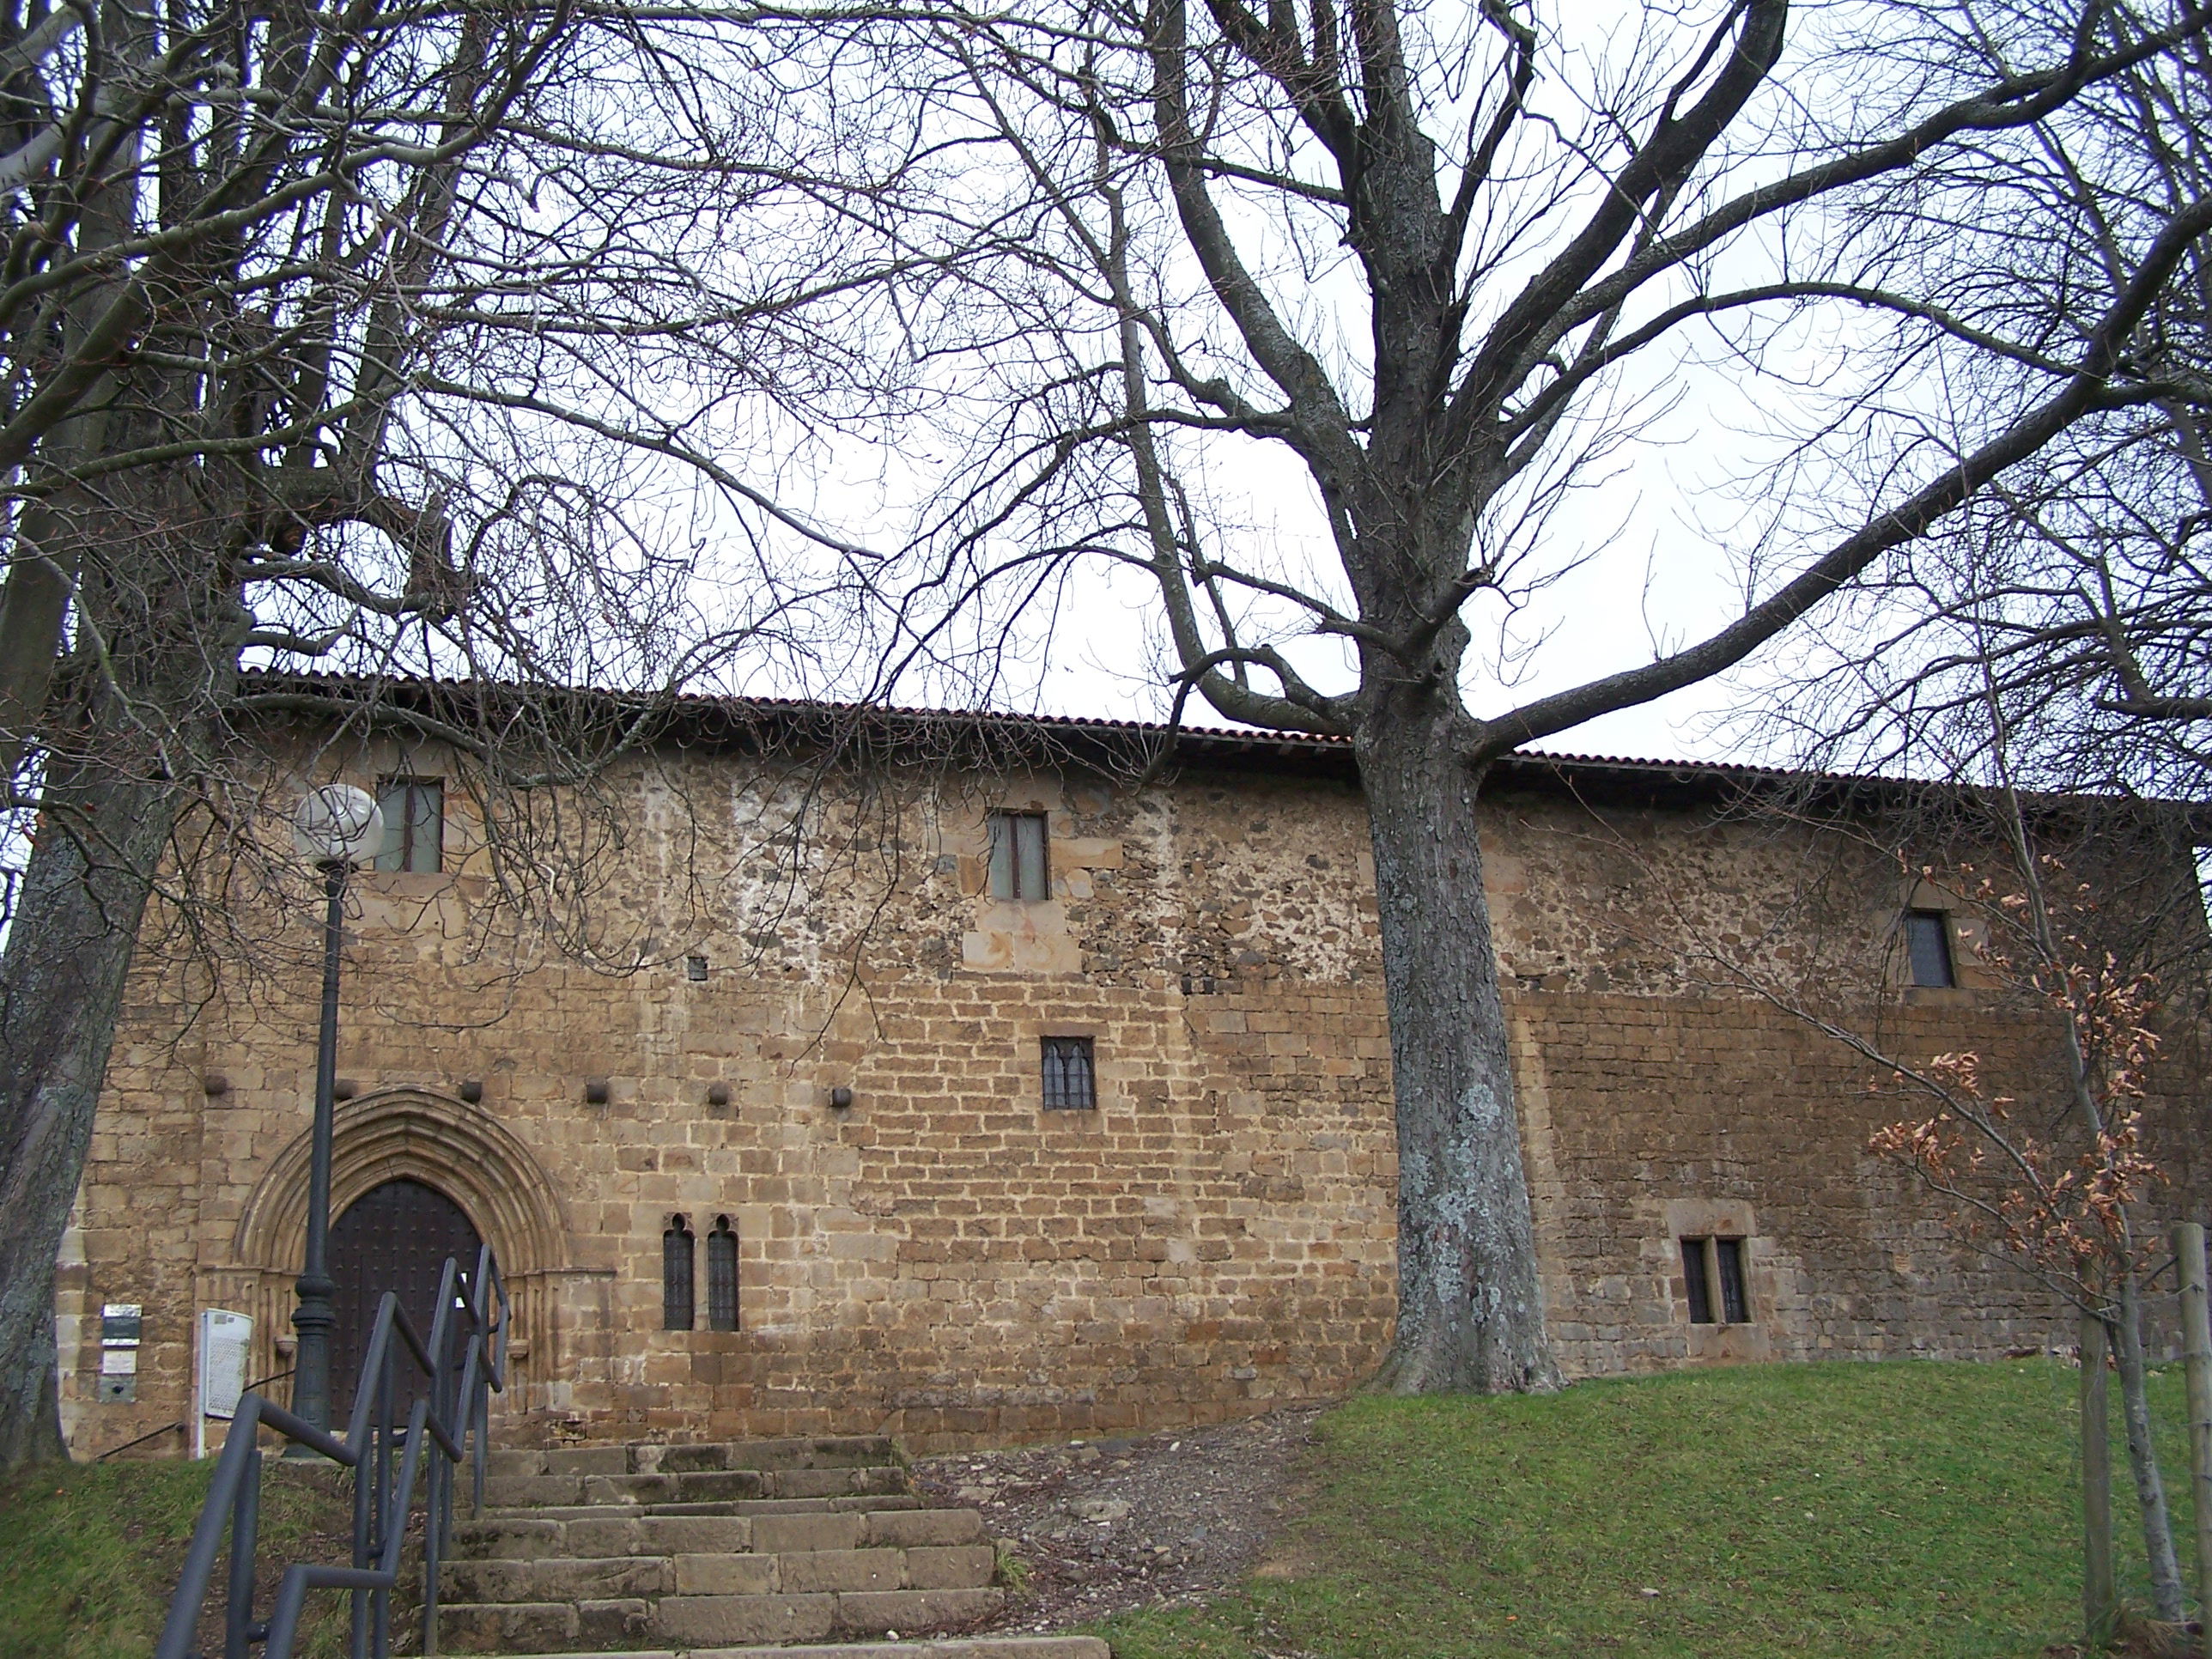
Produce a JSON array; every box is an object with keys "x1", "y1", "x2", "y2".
[
  {"x1": 834, "y1": 1587, "x2": 1006, "y2": 1634},
  {"x1": 655, "y1": 1592, "x2": 837, "y2": 1648},
  {"x1": 641, "y1": 1514, "x2": 752, "y2": 1554},
  {"x1": 673, "y1": 1552, "x2": 778, "y2": 1595},
  {"x1": 752, "y1": 1513, "x2": 866, "y2": 1553},
  {"x1": 862, "y1": 1510, "x2": 986, "y2": 1548},
  {"x1": 902, "y1": 1545, "x2": 999, "y2": 1590},
  {"x1": 777, "y1": 1548, "x2": 904, "y2": 1594}
]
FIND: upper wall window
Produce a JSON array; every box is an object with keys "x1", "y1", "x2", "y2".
[
  {"x1": 1905, "y1": 908, "x2": 1955, "y2": 988},
  {"x1": 989, "y1": 811, "x2": 1049, "y2": 901},
  {"x1": 375, "y1": 777, "x2": 444, "y2": 874}
]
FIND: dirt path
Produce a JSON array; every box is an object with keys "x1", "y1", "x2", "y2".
[{"x1": 913, "y1": 1404, "x2": 1327, "y2": 1633}]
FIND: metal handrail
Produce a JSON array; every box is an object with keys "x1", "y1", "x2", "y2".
[{"x1": 155, "y1": 1244, "x2": 509, "y2": 1659}]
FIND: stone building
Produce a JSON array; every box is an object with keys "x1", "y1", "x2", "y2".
[{"x1": 55, "y1": 684, "x2": 2212, "y2": 1457}]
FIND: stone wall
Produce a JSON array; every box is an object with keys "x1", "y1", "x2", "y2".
[{"x1": 56, "y1": 732, "x2": 2212, "y2": 1457}]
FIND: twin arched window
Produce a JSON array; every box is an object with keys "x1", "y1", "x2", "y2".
[{"x1": 663, "y1": 1212, "x2": 739, "y2": 1331}]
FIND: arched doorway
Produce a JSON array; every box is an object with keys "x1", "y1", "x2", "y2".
[{"x1": 329, "y1": 1177, "x2": 481, "y2": 1419}]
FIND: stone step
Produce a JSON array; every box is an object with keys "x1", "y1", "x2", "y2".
[
  {"x1": 635, "y1": 1496, "x2": 925, "y2": 1518},
  {"x1": 454, "y1": 1639, "x2": 1103, "y2": 1659},
  {"x1": 445, "y1": 1540, "x2": 995, "y2": 1604},
  {"x1": 483, "y1": 1495, "x2": 924, "y2": 1524},
  {"x1": 456, "y1": 1508, "x2": 985, "y2": 1562},
  {"x1": 484, "y1": 1437, "x2": 899, "y2": 1480},
  {"x1": 438, "y1": 1587, "x2": 1006, "y2": 1654},
  {"x1": 481, "y1": 1465, "x2": 908, "y2": 1510}
]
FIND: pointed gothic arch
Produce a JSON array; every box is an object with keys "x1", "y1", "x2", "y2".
[
  {"x1": 221, "y1": 1088, "x2": 577, "y2": 1413},
  {"x1": 234, "y1": 1087, "x2": 568, "y2": 1278}
]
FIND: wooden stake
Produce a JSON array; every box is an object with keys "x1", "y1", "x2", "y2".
[
  {"x1": 2176, "y1": 1224, "x2": 2212, "y2": 1656},
  {"x1": 2085, "y1": 1309, "x2": 2118, "y2": 1650}
]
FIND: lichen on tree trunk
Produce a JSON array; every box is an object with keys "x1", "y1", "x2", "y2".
[{"x1": 1358, "y1": 708, "x2": 1559, "y2": 1395}]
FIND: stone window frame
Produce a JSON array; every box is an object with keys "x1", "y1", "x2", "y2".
[
  {"x1": 1892, "y1": 879, "x2": 1984, "y2": 1003},
  {"x1": 1040, "y1": 1035, "x2": 1097, "y2": 1111},
  {"x1": 1025, "y1": 1021, "x2": 1110, "y2": 1120},
  {"x1": 1662, "y1": 1198, "x2": 1767, "y2": 1356},
  {"x1": 1679, "y1": 1235, "x2": 1752, "y2": 1326},
  {"x1": 374, "y1": 775, "x2": 446, "y2": 874},
  {"x1": 1903, "y1": 907, "x2": 1957, "y2": 988}
]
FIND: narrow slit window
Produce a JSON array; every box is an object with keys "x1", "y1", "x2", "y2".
[
  {"x1": 989, "y1": 811, "x2": 1050, "y2": 901},
  {"x1": 1715, "y1": 1237, "x2": 1750, "y2": 1325},
  {"x1": 1041, "y1": 1036, "x2": 1097, "y2": 1111},
  {"x1": 707, "y1": 1217, "x2": 738, "y2": 1331},
  {"x1": 1680, "y1": 1237, "x2": 1714, "y2": 1325},
  {"x1": 662, "y1": 1214, "x2": 695, "y2": 1330},
  {"x1": 1905, "y1": 909, "x2": 1955, "y2": 988},
  {"x1": 374, "y1": 776, "x2": 445, "y2": 874}
]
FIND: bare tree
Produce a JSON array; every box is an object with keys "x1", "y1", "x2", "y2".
[
  {"x1": 1756, "y1": 0, "x2": 2212, "y2": 803},
  {"x1": 834, "y1": 0, "x2": 2212, "y2": 1393},
  {"x1": 0, "y1": 0, "x2": 979, "y2": 1473}
]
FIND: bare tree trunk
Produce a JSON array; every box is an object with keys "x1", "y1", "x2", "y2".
[
  {"x1": 0, "y1": 763, "x2": 184, "y2": 1471},
  {"x1": 1358, "y1": 705, "x2": 1558, "y2": 1394},
  {"x1": 2112, "y1": 1279, "x2": 2189, "y2": 1623}
]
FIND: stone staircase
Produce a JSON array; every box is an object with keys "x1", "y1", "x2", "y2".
[{"x1": 440, "y1": 1435, "x2": 1025, "y2": 1655}]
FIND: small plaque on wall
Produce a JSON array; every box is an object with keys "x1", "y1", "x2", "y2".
[{"x1": 100, "y1": 1304, "x2": 142, "y2": 1346}]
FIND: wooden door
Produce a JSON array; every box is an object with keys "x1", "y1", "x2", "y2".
[{"x1": 328, "y1": 1177, "x2": 481, "y2": 1420}]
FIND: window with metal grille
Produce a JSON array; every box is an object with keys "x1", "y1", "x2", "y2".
[
  {"x1": 989, "y1": 811, "x2": 1050, "y2": 901},
  {"x1": 1905, "y1": 908, "x2": 1955, "y2": 988},
  {"x1": 1680, "y1": 1236, "x2": 1751, "y2": 1326},
  {"x1": 374, "y1": 777, "x2": 445, "y2": 873},
  {"x1": 1041, "y1": 1036, "x2": 1096, "y2": 1110},
  {"x1": 662, "y1": 1214, "x2": 695, "y2": 1330},
  {"x1": 707, "y1": 1217, "x2": 738, "y2": 1331}
]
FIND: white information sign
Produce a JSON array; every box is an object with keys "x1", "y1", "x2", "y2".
[{"x1": 197, "y1": 1309, "x2": 252, "y2": 1452}]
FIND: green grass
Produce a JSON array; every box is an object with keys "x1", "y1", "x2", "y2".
[
  {"x1": 0, "y1": 1454, "x2": 352, "y2": 1659},
  {"x1": 1101, "y1": 1360, "x2": 2192, "y2": 1659}
]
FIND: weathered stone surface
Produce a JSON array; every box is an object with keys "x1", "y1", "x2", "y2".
[
  {"x1": 575, "y1": 1598, "x2": 657, "y2": 1646},
  {"x1": 640, "y1": 1515, "x2": 752, "y2": 1555},
  {"x1": 750, "y1": 1513, "x2": 866, "y2": 1554},
  {"x1": 436, "y1": 1601, "x2": 579, "y2": 1655},
  {"x1": 451, "y1": 1517, "x2": 564, "y2": 1560},
  {"x1": 445, "y1": 1555, "x2": 669, "y2": 1604},
  {"x1": 672, "y1": 1553, "x2": 778, "y2": 1596},
  {"x1": 833, "y1": 1587, "x2": 1005, "y2": 1633},
  {"x1": 775, "y1": 1548, "x2": 902, "y2": 1595},
  {"x1": 902, "y1": 1545, "x2": 997, "y2": 1590},
  {"x1": 862, "y1": 1510, "x2": 984, "y2": 1549},
  {"x1": 690, "y1": 1642, "x2": 1105, "y2": 1659},
  {"x1": 655, "y1": 1592, "x2": 837, "y2": 1647},
  {"x1": 559, "y1": 1516, "x2": 646, "y2": 1558}
]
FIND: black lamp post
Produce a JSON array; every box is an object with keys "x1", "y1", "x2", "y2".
[{"x1": 289, "y1": 785, "x2": 382, "y2": 1443}]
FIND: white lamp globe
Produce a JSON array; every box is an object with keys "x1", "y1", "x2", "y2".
[{"x1": 294, "y1": 784, "x2": 384, "y2": 865}]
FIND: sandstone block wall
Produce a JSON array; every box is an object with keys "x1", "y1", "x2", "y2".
[{"x1": 57, "y1": 736, "x2": 2212, "y2": 1457}]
